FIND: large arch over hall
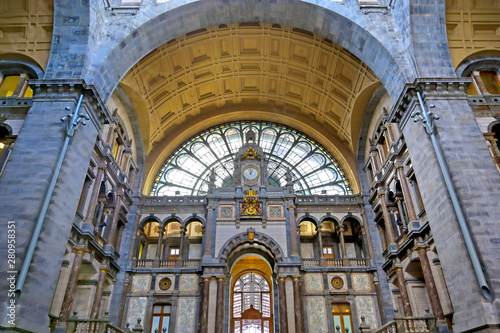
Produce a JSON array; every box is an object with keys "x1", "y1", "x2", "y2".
[{"x1": 78, "y1": 0, "x2": 416, "y2": 101}]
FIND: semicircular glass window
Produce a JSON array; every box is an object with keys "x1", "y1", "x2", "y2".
[{"x1": 151, "y1": 121, "x2": 352, "y2": 196}]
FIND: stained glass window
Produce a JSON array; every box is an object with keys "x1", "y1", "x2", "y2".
[{"x1": 151, "y1": 121, "x2": 352, "y2": 196}]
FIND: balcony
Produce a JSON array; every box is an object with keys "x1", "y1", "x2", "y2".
[
  {"x1": 132, "y1": 259, "x2": 201, "y2": 269},
  {"x1": 301, "y1": 258, "x2": 371, "y2": 268}
]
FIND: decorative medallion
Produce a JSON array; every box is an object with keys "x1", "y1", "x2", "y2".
[
  {"x1": 241, "y1": 188, "x2": 262, "y2": 216},
  {"x1": 241, "y1": 146, "x2": 261, "y2": 160},
  {"x1": 220, "y1": 206, "x2": 234, "y2": 218},
  {"x1": 159, "y1": 277, "x2": 172, "y2": 290},
  {"x1": 269, "y1": 205, "x2": 283, "y2": 218},
  {"x1": 331, "y1": 276, "x2": 344, "y2": 290}
]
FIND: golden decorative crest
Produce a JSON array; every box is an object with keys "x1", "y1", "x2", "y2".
[
  {"x1": 248, "y1": 227, "x2": 255, "y2": 240},
  {"x1": 241, "y1": 188, "x2": 262, "y2": 216},
  {"x1": 241, "y1": 146, "x2": 261, "y2": 160},
  {"x1": 245, "y1": 189, "x2": 257, "y2": 197}
]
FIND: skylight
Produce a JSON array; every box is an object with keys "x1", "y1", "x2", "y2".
[{"x1": 151, "y1": 121, "x2": 352, "y2": 196}]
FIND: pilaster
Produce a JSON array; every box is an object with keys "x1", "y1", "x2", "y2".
[
  {"x1": 0, "y1": 80, "x2": 111, "y2": 331},
  {"x1": 391, "y1": 78, "x2": 500, "y2": 332}
]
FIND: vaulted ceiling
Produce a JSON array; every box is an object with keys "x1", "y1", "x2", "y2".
[
  {"x1": 120, "y1": 23, "x2": 379, "y2": 158},
  {"x1": 0, "y1": 0, "x2": 53, "y2": 69}
]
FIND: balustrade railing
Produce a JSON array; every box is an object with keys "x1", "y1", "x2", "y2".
[
  {"x1": 301, "y1": 258, "x2": 370, "y2": 268},
  {"x1": 133, "y1": 259, "x2": 201, "y2": 269},
  {"x1": 373, "y1": 317, "x2": 433, "y2": 333},
  {"x1": 65, "y1": 312, "x2": 138, "y2": 333}
]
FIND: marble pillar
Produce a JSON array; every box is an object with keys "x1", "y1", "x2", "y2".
[
  {"x1": 215, "y1": 278, "x2": 225, "y2": 333},
  {"x1": 59, "y1": 249, "x2": 85, "y2": 322},
  {"x1": 90, "y1": 267, "x2": 108, "y2": 319},
  {"x1": 199, "y1": 277, "x2": 210, "y2": 333},
  {"x1": 418, "y1": 249, "x2": 445, "y2": 320},
  {"x1": 278, "y1": 277, "x2": 288, "y2": 333},
  {"x1": 292, "y1": 277, "x2": 305, "y2": 333},
  {"x1": 396, "y1": 268, "x2": 412, "y2": 317}
]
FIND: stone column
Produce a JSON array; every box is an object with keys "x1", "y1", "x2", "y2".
[
  {"x1": 179, "y1": 226, "x2": 186, "y2": 260},
  {"x1": 277, "y1": 276, "x2": 288, "y2": 333},
  {"x1": 372, "y1": 273, "x2": 386, "y2": 325},
  {"x1": 105, "y1": 191, "x2": 123, "y2": 251},
  {"x1": 83, "y1": 164, "x2": 106, "y2": 227},
  {"x1": 418, "y1": 248, "x2": 444, "y2": 320},
  {"x1": 287, "y1": 205, "x2": 299, "y2": 256},
  {"x1": 339, "y1": 225, "x2": 346, "y2": 258},
  {"x1": 94, "y1": 197, "x2": 106, "y2": 228},
  {"x1": 379, "y1": 192, "x2": 396, "y2": 244},
  {"x1": 396, "y1": 268, "x2": 412, "y2": 317},
  {"x1": 198, "y1": 277, "x2": 210, "y2": 333},
  {"x1": 317, "y1": 226, "x2": 324, "y2": 259},
  {"x1": 396, "y1": 165, "x2": 418, "y2": 222},
  {"x1": 203, "y1": 205, "x2": 215, "y2": 258},
  {"x1": 292, "y1": 276, "x2": 305, "y2": 333},
  {"x1": 395, "y1": 198, "x2": 408, "y2": 228},
  {"x1": 59, "y1": 248, "x2": 86, "y2": 322},
  {"x1": 215, "y1": 277, "x2": 225, "y2": 333},
  {"x1": 90, "y1": 266, "x2": 108, "y2": 319},
  {"x1": 156, "y1": 226, "x2": 164, "y2": 259}
]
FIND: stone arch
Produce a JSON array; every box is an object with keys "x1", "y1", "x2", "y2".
[
  {"x1": 183, "y1": 215, "x2": 205, "y2": 228},
  {"x1": 340, "y1": 215, "x2": 363, "y2": 226},
  {"x1": 161, "y1": 215, "x2": 183, "y2": 229},
  {"x1": 319, "y1": 215, "x2": 341, "y2": 228},
  {"x1": 455, "y1": 54, "x2": 500, "y2": 77},
  {"x1": 296, "y1": 215, "x2": 320, "y2": 228},
  {"x1": 81, "y1": 0, "x2": 415, "y2": 101},
  {"x1": 138, "y1": 215, "x2": 161, "y2": 229},
  {"x1": 488, "y1": 120, "x2": 500, "y2": 134},
  {"x1": 0, "y1": 123, "x2": 13, "y2": 137},
  {"x1": 218, "y1": 232, "x2": 284, "y2": 264},
  {"x1": 0, "y1": 53, "x2": 44, "y2": 79}
]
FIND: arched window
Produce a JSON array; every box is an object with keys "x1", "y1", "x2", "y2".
[
  {"x1": 232, "y1": 272, "x2": 272, "y2": 333},
  {"x1": 151, "y1": 121, "x2": 352, "y2": 196}
]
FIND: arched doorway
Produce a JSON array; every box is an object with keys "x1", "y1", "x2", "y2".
[{"x1": 230, "y1": 256, "x2": 274, "y2": 333}]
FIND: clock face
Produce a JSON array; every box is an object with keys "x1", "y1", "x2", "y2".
[{"x1": 244, "y1": 167, "x2": 258, "y2": 180}]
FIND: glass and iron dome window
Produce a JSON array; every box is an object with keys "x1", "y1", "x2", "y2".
[{"x1": 151, "y1": 121, "x2": 352, "y2": 196}]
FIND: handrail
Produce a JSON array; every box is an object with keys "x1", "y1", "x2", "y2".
[
  {"x1": 66, "y1": 315, "x2": 131, "y2": 333},
  {"x1": 373, "y1": 316, "x2": 433, "y2": 333}
]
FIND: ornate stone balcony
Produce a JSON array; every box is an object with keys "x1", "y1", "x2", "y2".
[
  {"x1": 132, "y1": 259, "x2": 201, "y2": 269},
  {"x1": 301, "y1": 258, "x2": 371, "y2": 268}
]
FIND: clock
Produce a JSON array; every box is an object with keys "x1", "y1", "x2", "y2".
[{"x1": 244, "y1": 167, "x2": 259, "y2": 180}]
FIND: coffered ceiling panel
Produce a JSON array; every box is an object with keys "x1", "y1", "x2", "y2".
[
  {"x1": 121, "y1": 23, "x2": 378, "y2": 154},
  {"x1": 446, "y1": 0, "x2": 500, "y2": 68},
  {"x1": 0, "y1": 0, "x2": 53, "y2": 69}
]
